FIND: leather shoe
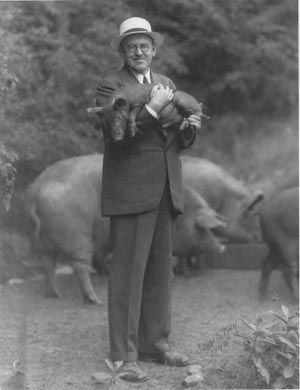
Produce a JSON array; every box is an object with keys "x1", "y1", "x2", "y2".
[
  {"x1": 118, "y1": 362, "x2": 148, "y2": 382},
  {"x1": 139, "y1": 351, "x2": 190, "y2": 367}
]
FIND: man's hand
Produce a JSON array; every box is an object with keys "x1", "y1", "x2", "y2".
[
  {"x1": 179, "y1": 114, "x2": 201, "y2": 131},
  {"x1": 148, "y1": 84, "x2": 174, "y2": 114}
]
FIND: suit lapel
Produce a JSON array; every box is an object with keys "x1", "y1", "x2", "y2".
[{"x1": 119, "y1": 66, "x2": 140, "y2": 85}]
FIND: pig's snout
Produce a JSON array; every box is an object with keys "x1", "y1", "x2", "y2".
[{"x1": 211, "y1": 238, "x2": 226, "y2": 255}]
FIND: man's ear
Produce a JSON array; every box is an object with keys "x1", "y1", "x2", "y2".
[{"x1": 152, "y1": 45, "x2": 157, "y2": 57}]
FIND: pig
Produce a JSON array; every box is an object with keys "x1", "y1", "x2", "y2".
[
  {"x1": 173, "y1": 186, "x2": 226, "y2": 275},
  {"x1": 87, "y1": 84, "x2": 209, "y2": 143},
  {"x1": 258, "y1": 187, "x2": 299, "y2": 301},
  {"x1": 24, "y1": 153, "x2": 227, "y2": 302},
  {"x1": 181, "y1": 155, "x2": 264, "y2": 244},
  {"x1": 24, "y1": 154, "x2": 109, "y2": 305}
]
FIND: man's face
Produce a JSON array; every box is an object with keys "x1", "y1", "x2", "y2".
[{"x1": 120, "y1": 34, "x2": 156, "y2": 74}]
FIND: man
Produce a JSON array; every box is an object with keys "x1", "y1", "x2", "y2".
[{"x1": 96, "y1": 17, "x2": 201, "y2": 382}]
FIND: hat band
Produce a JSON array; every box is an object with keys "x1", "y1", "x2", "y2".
[{"x1": 122, "y1": 27, "x2": 150, "y2": 35}]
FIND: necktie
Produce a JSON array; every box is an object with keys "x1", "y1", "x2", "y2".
[{"x1": 143, "y1": 76, "x2": 149, "y2": 84}]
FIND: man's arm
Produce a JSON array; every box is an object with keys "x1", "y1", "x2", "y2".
[
  {"x1": 178, "y1": 114, "x2": 201, "y2": 149},
  {"x1": 96, "y1": 79, "x2": 117, "y2": 106},
  {"x1": 136, "y1": 84, "x2": 174, "y2": 132},
  {"x1": 96, "y1": 80, "x2": 173, "y2": 148}
]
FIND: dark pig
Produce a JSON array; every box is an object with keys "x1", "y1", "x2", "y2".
[
  {"x1": 258, "y1": 187, "x2": 299, "y2": 301},
  {"x1": 24, "y1": 154, "x2": 109, "y2": 304},
  {"x1": 87, "y1": 84, "x2": 209, "y2": 143},
  {"x1": 173, "y1": 186, "x2": 226, "y2": 275},
  {"x1": 181, "y1": 156, "x2": 264, "y2": 243}
]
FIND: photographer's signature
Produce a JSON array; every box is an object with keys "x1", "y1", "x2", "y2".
[{"x1": 198, "y1": 322, "x2": 239, "y2": 356}]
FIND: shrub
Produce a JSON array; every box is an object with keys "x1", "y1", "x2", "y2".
[
  {"x1": 0, "y1": 143, "x2": 18, "y2": 211},
  {"x1": 241, "y1": 305, "x2": 299, "y2": 389}
]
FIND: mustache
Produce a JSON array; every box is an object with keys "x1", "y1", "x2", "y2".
[{"x1": 132, "y1": 55, "x2": 147, "y2": 59}]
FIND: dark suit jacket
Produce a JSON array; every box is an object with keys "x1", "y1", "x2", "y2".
[{"x1": 96, "y1": 66, "x2": 196, "y2": 216}]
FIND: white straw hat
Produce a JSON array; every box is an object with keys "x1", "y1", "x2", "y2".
[{"x1": 109, "y1": 17, "x2": 164, "y2": 52}]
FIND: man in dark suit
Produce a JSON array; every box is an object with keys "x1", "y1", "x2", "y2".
[{"x1": 96, "y1": 17, "x2": 201, "y2": 382}]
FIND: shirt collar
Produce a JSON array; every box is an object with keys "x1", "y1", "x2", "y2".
[{"x1": 130, "y1": 69, "x2": 151, "y2": 84}]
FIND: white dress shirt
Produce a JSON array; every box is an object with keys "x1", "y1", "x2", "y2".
[{"x1": 130, "y1": 69, "x2": 159, "y2": 119}]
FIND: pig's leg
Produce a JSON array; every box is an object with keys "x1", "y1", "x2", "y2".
[
  {"x1": 40, "y1": 253, "x2": 61, "y2": 298},
  {"x1": 92, "y1": 248, "x2": 112, "y2": 276},
  {"x1": 66, "y1": 235, "x2": 102, "y2": 304},
  {"x1": 258, "y1": 249, "x2": 279, "y2": 301},
  {"x1": 72, "y1": 259, "x2": 102, "y2": 305},
  {"x1": 128, "y1": 105, "x2": 143, "y2": 137},
  {"x1": 183, "y1": 256, "x2": 193, "y2": 276},
  {"x1": 174, "y1": 256, "x2": 192, "y2": 276},
  {"x1": 281, "y1": 263, "x2": 296, "y2": 301},
  {"x1": 279, "y1": 245, "x2": 298, "y2": 301},
  {"x1": 194, "y1": 253, "x2": 207, "y2": 270}
]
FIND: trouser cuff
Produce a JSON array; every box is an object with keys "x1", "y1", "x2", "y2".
[{"x1": 110, "y1": 351, "x2": 138, "y2": 362}]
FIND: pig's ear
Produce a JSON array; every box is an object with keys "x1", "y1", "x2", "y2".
[
  {"x1": 113, "y1": 97, "x2": 127, "y2": 109},
  {"x1": 247, "y1": 191, "x2": 265, "y2": 213},
  {"x1": 196, "y1": 208, "x2": 227, "y2": 229}
]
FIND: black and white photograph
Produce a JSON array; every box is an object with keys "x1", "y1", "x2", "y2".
[{"x1": 0, "y1": 1, "x2": 298, "y2": 389}]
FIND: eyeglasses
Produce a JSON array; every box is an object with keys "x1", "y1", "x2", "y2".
[{"x1": 126, "y1": 43, "x2": 151, "y2": 53}]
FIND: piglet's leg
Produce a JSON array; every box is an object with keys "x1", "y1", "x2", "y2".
[
  {"x1": 128, "y1": 105, "x2": 143, "y2": 137},
  {"x1": 173, "y1": 91, "x2": 207, "y2": 119}
]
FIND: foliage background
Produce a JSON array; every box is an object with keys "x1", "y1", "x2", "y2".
[{"x1": 0, "y1": 0, "x2": 298, "y2": 191}]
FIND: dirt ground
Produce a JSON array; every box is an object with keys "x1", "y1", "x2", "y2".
[{"x1": 0, "y1": 264, "x2": 298, "y2": 390}]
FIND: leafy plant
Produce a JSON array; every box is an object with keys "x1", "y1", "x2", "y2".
[
  {"x1": 241, "y1": 305, "x2": 299, "y2": 389},
  {"x1": 104, "y1": 359, "x2": 125, "y2": 385},
  {"x1": 92, "y1": 359, "x2": 125, "y2": 389},
  {"x1": 0, "y1": 143, "x2": 18, "y2": 211}
]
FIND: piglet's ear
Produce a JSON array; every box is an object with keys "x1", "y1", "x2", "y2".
[{"x1": 113, "y1": 97, "x2": 127, "y2": 109}]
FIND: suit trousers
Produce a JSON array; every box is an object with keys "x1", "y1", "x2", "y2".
[{"x1": 108, "y1": 182, "x2": 177, "y2": 362}]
